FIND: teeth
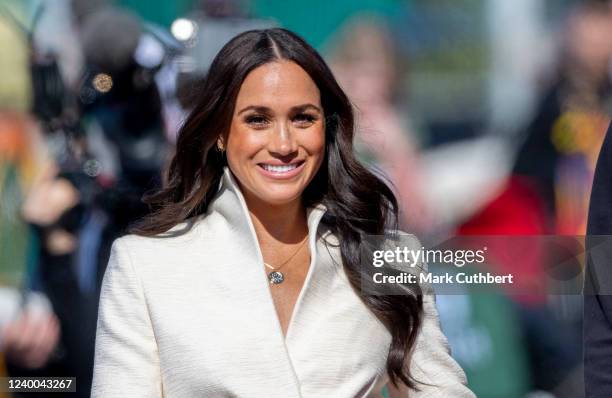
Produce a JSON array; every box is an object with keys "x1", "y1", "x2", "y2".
[{"x1": 261, "y1": 163, "x2": 300, "y2": 173}]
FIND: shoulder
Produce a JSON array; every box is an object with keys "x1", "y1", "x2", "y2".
[
  {"x1": 117, "y1": 214, "x2": 208, "y2": 250},
  {"x1": 107, "y1": 214, "x2": 213, "y2": 274}
]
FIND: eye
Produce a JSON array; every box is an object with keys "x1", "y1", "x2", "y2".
[
  {"x1": 245, "y1": 114, "x2": 270, "y2": 128},
  {"x1": 293, "y1": 113, "x2": 317, "y2": 126}
]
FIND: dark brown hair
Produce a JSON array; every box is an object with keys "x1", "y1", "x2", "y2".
[{"x1": 131, "y1": 28, "x2": 423, "y2": 389}]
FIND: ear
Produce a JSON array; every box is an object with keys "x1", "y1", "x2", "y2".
[{"x1": 216, "y1": 137, "x2": 225, "y2": 151}]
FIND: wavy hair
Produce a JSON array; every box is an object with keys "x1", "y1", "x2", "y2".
[{"x1": 130, "y1": 28, "x2": 423, "y2": 389}]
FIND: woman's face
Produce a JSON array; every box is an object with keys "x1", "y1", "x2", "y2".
[{"x1": 224, "y1": 60, "x2": 325, "y2": 207}]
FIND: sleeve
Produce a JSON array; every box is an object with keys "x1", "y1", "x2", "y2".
[
  {"x1": 584, "y1": 122, "x2": 612, "y2": 396},
  {"x1": 388, "y1": 235, "x2": 476, "y2": 398},
  {"x1": 91, "y1": 238, "x2": 163, "y2": 397}
]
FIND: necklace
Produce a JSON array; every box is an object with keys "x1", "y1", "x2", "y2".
[{"x1": 264, "y1": 235, "x2": 309, "y2": 285}]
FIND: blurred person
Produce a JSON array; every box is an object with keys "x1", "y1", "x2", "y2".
[
  {"x1": 0, "y1": 115, "x2": 62, "y2": 381},
  {"x1": 16, "y1": 5, "x2": 173, "y2": 396},
  {"x1": 92, "y1": 28, "x2": 475, "y2": 397},
  {"x1": 0, "y1": 5, "x2": 85, "y2": 397},
  {"x1": 0, "y1": 6, "x2": 62, "y2": 386},
  {"x1": 328, "y1": 15, "x2": 430, "y2": 233},
  {"x1": 456, "y1": 2, "x2": 612, "y2": 395},
  {"x1": 78, "y1": 6, "x2": 169, "y2": 195},
  {"x1": 513, "y1": 1, "x2": 612, "y2": 235},
  {"x1": 3, "y1": 3, "x2": 172, "y2": 396},
  {"x1": 75, "y1": 5, "x2": 172, "y2": 295}
]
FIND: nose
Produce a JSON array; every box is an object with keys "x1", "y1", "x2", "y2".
[{"x1": 268, "y1": 121, "x2": 298, "y2": 156}]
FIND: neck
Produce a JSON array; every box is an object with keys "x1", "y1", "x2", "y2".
[{"x1": 244, "y1": 193, "x2": 308, "y2": 244}]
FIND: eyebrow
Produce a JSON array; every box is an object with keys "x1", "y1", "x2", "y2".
[{"x1": 237, "y1": 103, "x2": 322, "y2": 115}]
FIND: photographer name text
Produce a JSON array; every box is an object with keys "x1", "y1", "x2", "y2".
[{"x1": 373, "y1": 271, "x2": 514, "y2": 285}]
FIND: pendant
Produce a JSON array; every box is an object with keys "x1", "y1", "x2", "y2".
[{"x1": 268, "y1": 271, "x2": 284, "y2": 284}]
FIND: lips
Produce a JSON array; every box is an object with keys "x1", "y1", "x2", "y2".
[{"x1": 256, "y1": 160, "x2": 306, "y2": 179}]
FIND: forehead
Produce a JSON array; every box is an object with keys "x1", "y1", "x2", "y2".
[{"x1": 235, "y1": 60, "x2": 321, "y2": 110}]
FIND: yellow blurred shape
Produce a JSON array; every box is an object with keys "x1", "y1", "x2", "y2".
[
  {"x1": 0, "y1": 15, "x2": 31, "y2": 112},
  {"x1": 92, "y1": 73, "x2": 113, "y2": 93}
]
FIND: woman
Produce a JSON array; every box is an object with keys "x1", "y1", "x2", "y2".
[{"x1": 92, "y1": 28, "x2": 474, "y2": 397}]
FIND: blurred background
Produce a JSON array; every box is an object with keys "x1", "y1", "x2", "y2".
[{"x1": 1, "y1": 0, "x2": 611, "y2": 397}]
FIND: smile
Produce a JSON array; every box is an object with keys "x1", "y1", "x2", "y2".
[
  {"x1": 257, "y1": 161, "x2": 305, "y2": 179},
  {"x1": 261, "y1": 163, "x2": 300, "y2": 172}
]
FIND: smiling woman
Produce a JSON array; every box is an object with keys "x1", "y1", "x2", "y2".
[{"x1": 91, "y1": 28, "x2": 475, "y2": 398}]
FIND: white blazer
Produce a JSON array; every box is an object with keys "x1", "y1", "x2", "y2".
[{"x1": 91, "y1": 167, "x2": 475, "y2": 398}]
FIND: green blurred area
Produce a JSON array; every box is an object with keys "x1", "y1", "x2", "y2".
[
  {"x1": 117, "y1": 0, "x2": 404, "y2": 48},
  {"x1": 0, "y1": 162, "x2": 31, "y2": 288},
  {"x1": 250, "y1": 0, "x2": 402, "y2": 49},
  {"x1": 117, "y1": 0, "x2": 193, "y2": 28}
]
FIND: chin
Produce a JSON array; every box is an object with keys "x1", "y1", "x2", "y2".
[
  {"x1": 256, "y1": 190, "x2": 303, "y2": 207},
  {"x1": 250, "y1": 172, "x2": 312, "y2": 203}
]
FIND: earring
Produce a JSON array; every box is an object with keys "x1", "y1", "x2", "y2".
[{"x1": 216, "y1": 140, "x2": 225, "y2": 153}]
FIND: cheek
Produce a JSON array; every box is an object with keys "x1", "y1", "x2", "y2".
[
  {"x1": 309, "y1": 127, "x2": 326, "y2": 159},
  {"x1": 227, "y1": 124, "x2": 264, "y2": 159}
]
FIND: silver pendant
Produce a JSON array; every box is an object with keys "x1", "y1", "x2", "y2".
[{"x1": 268, "y1": 271, "x2": 284, "y2": 284}]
